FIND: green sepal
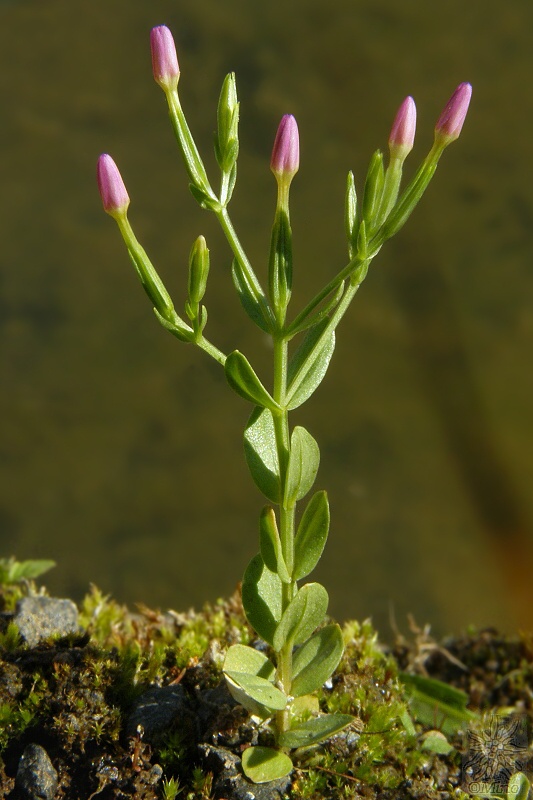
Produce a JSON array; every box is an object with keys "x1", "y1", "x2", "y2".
[
  {"x1": 215, "y1": 72, "x2": 239, "y2": 172},
  {"x1": 187, "y1": 235, "x2": 210, "y2": 306},
  {"x1": 293, "y1": 490, "x2": 330, "y2": 580},
  {"x1": 291, "y1": 624, "x2": 344, "y2": 697},
  {"x1": 242, "y1": 554, "x2": 283, "y2": 646},
  {"x1": 268, "y1": 209, "x2": 292, "y2": 319},
  {"x1": 224, "y1": 671, "x2": 287, "y2": 711},
  {"x1": 345, "y1": 170, "x2": 358, "y2": 259},
  {"x1": 286, "y1": 318, "x2": 335, "y2": 409},
  {"x1": 243, "y1": 407, "x2": 281, "y2": 503},
  {"x1": 277, "y1": 714, "x2": 354, "y2": 749},
  {"x1": 154, "y1": 308, "x2": 194, "y2": 343},
  {"x1": 225, "y1": 351, "x2": 281, "y2": 412},
  {"x1": 231, "y1": 258, "x2": 271, "y2": 333},
  {"x1": 259, "y1": 507, "x2": 290, "y2": 583},
  {"x1": 272, "y1": 582, "x2": 328, "y2": 652},
  {"x1": 361, "y1": 149, "x2": 384, "y2": 228},
  {"x1": 241, "y1": 747, "x2": 293, "y2": 784},
  {"x1": 188, "y1": 183, "x2": 221, "y2": 212},
  {"x1": 284, "y1": 426, "x2": 320, "y2": 508}
]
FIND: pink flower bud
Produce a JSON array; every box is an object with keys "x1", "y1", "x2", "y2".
[
  {"x1": 389, "y1": 96, "x2": 416, "y2": 160},
  {"x1": 97, "y1": 154, "x2": 130, "y2": 216},
  {"x1": 150, "y1": 25, "x2": 180, "y2": 90},
  {"x1": 435, "y1": 82, "x2": 472, "y2": 143},
  {"x1": 270, "y1": 114, "x2": 300, "y2": 179}
]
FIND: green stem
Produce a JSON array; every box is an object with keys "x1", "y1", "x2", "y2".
[{"x1": 272, "y1": 333, "x2": 295, "y2": 735}]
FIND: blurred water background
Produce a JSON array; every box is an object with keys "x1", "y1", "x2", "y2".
[{"x1": 1, "y1": 0, "x2": 533, "y2": 637}]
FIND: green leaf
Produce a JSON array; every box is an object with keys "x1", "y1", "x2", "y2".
[
  {"x1": 259, "y1": 508, "x2": 290, "y2": 583},
  {"x1": 284, "y1": 426, "x2": 320, "y2": 507},
  {"x1": 243, "y1": 407, "x2": 281, "y2": 503},
  {"x1": 154, "y1": 308, "x2": 193, "y2": 343},
  {"x1": 225, "y1": 671, "x2": 287, "y2": 711},
  {"x1": 293, "y1": 491, "x2": 330, "y2": 580},
  {"x1": 286, "y1": 319, "x2": 335, "y2": 410},
  {"x1": 225, "y1": 351, "x2": 281, "y2": 412},
  {"x1": 224, "y1": 644, "x2": 275, "y2": 680},
  {"x1": 400, "y1": 673, "x2": 478, "y2": 737},
  {"x1": 420, "y1": 731, "x2": 454, "y2": 756},
  {"x1": 231, "y1": 259, "x2": 271, "y2": 333},
  {"x1": 241, "y1": 746, "x2": 293, "y2": 784},
  {"x1": 223, "y1": 644, "x2": 277, "y2": 717},
  {"x1": 242, "y1": 554, "x2": 283, "y2": 646},
  {"x1": 0, "y1": 558, "x2": 56, "y2": 585},
  {"x1": 273, "y1": 583, "x2": 328, "y2": 652},
  {"x1": 188, "y1": 183, "x2": 220, "y2": 211},
  {"x1": 291, "y1": 624, "x2": 344, "y2": 697},
  {"x1": 508, "y1": 772, "x2": 531, "y2": 800},
  {"x1": 278, "y1": 714, "x2": 354, "y2": 749}
]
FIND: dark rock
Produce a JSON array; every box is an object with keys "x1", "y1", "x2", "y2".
[
  {"x1": 125, "y1": 684, "x2": 197, "y2": 742},
  {"x1": 14, "y1": 597, "x2": 79, "y2": 647},
  {"x1": 16, "y1": 743, "x2": 58, "y2": 800},
  {"x1": 197, "y1": 744, "x2": 291, "y2": 800}
]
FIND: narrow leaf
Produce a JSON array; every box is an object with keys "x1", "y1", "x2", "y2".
[
  {"x1": 286, "y1": 319, "x2": 335, "y2": 410},
  {"x1": 284, "y1": 426, "x2": 320, "y2": 507},
  {"x1": 225, "y1": 671, "x2": 287, "y2": 711},
  {"x1": 243, "y1": 407, "x2": 281, "y2": 503},
  {"x1": 259, "y1": 507, "x2": 290, "y2": 583},
  {"x1": 293, "y1": 491, "x2": 330, "y2": 580},
  {"x1": 241, "y1": 747, "x2": 293, "y2": 784},
  {"x1": 400, "y1": 673, "x2": 478, "y2": 736},
  {"x1": 231, "y1": 259, "x2": 270, "y2": 333},
  {"x1": 291, "y1": 624, "x2": 344, "y2": 697},
  {"x1": 273, "y1": 583, "x2": 328, "y2": 652},
  {"x1": 278, "y1": 714, "x2": 354, "y2": 749},
  {"x1": 225, "y1": 351, "x2": 280, "y2": 412},
  {"x1": 242, "y1": 554, "x2": 283, "y2": 646}
]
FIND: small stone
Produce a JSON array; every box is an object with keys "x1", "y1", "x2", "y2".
[
  {"x1": 14, "y1": 597, "x2": 79, "y2": 647},
  {"x1": 125, "y1": 684, "x2": 197, "y2": 742},
  {"x1": 16, "y1": 743, "x2": 58, "y2": 800}
]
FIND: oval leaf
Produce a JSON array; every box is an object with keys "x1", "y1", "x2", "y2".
[
  {"x1": 294, "y1": 491, "x2": 330, "y2": 581},
  {"x1": 242, "y1": 554, "x2": 283, "y2": 646},
  {"x1": 243, "y1": 408, "x2": 281, "y2": 503},
  {"x1": 291, "y1": 624, "x2": 344, "y2": 697},
  {"x1": 225, "y1": 671, "x2": 287, "y2": 711},
  {"x1": 241, "y1": 747, "x2": 293, "y2": 784},
  {"x1": 284, "y1": 426, "x2": 320, "y2": 507},
  {"x1": 278, "y1": 713, "x2": 354, "y2": 749},
  {"x1": 272, "y1": 583, "x2": 328, "y2": 652},
  {"x1": 259, "y1": 508, "x2": 290, "y2": 583},
  {"x1": 225, "y1": 350, "x2": 281, "y2": 412},
  {"x1": 224, "y1": 644, "x2": 275, "y2": 681},
  {"x1": 286, "y1": 320, "x2": 335, "y2": 410}
]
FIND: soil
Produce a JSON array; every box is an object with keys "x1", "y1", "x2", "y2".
[{"x1": 0, "y1": 581, "x2": 531, "y2": 800}]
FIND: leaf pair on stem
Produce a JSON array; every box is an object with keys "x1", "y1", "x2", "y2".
[{"x1": 97, "y1": 24, "x2": 472, "y2": 784}]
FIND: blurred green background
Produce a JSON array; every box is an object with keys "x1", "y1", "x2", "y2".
[{"x1": 1, "y1": 0, "x2": 533, "y2": 637}]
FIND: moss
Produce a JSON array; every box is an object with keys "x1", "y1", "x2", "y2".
[{"x1": 0, "y1": 575, "x2": 532, "y2": 799}]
